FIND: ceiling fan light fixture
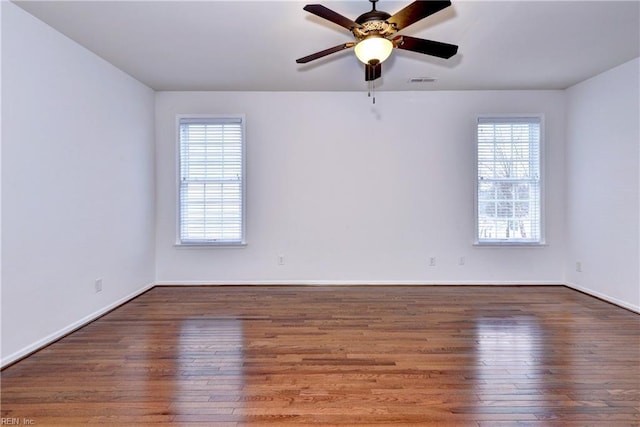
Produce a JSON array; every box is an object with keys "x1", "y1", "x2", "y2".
[{"x1": 354, "y1": 36, "x2": 393, "y2": 64}]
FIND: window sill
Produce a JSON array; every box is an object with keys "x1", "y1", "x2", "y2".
[
  {"x1": 474, "y1": 241, "x2": 547, "y2": 247},
  {"x1": 174, "y1": 242, "x2": 247, "y2": 248}
]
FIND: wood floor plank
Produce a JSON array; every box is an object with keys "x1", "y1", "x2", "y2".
[{"x1": 2, "y1": 285, "x2": 639, "y2": 425}]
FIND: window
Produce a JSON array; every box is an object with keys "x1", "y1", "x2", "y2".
[
  {"x1": 476, "y1": 116, "x2": 542, "y2": 244},
  {"x1": 178, "y1": 116, "x2": 245, "y2": 245}
]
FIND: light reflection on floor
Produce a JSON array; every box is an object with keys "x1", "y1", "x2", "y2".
[
  {"x1": 173, "y1": 318, "x2": 245, "y2": 422},
  {"x1": 476, "y1": 316, "x2": 540, "y2": 367},
  {"x1": 473, "y1": 315, "x2": 557, "y2": 417}
]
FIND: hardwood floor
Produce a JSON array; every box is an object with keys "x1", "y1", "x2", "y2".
[{"x1": 2, "y1": 285, "x2": 639, "y2": 426}]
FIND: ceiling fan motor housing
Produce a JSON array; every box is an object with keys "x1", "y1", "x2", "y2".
[{"x1": 353, "y1": 10, "x2": 397, "y2": 40}]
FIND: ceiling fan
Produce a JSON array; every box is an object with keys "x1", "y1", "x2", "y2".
[{"x1": 296, "y1": 0, "x2": 458, "y2": 82}]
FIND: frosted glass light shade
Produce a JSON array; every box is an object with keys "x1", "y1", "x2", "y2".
[{"x1": 354, "y1": 36, "x2": 393, "y2": 64}]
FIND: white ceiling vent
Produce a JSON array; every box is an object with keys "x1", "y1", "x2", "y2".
[{"x1": 408, "y1": 77, "x2": 438, "y2": 83}]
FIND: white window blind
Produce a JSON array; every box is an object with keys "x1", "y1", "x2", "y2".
[
  {"x1": 476, "y1": 116, "x2": 542, "y2": 244},
  {"x1": 179, "y1": 116, "x2": 245, "y2": 244}
]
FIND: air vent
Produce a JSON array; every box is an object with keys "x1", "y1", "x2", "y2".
[{"x1": 408, "y1": 77, "x2": 437, "y2": 83}]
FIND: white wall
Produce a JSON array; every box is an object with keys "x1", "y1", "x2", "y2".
[
  {"x1": 0, "y1": 2, "x2": 4, "y2": 359},
  {"x1": 1, "y1": 2, "x2": 156, "y2": 366},
  {"x1": 565, "y1": 58, "x2": 640, "y2": 312},
  {"x1": 156, "y1": 90, "x2": 566, "y2": 285}
]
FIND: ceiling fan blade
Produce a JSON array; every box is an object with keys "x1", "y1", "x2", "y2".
[
  {"x1": 365, "y1": 62, "x2": 382, "y2": 81},
  {"x1": 387, "y1": 1, "x2": 451, "y2": 31},
  {"x1": 296, "y1": 42, "x2": 356, "y2": 64},
  {"x1": 394, "y1": 35, "x2": 458, "y2": 59},
  {"x1": 303, "y1": 4, "x2": 361, "y2": 31}
]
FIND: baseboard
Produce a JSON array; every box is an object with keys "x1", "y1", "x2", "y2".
[
  {"x1": 155, "y1": 280, "x2": 564, "y2": 286},
  {"x1": 155, "y1": 280, "x2": 638, "y2": 313},
  {"x1": 564, "y1": 281, "x2": 640, "y2": 314},
  {"x1": 1, "y1": 282, "x2": 155, "y2": 369}
]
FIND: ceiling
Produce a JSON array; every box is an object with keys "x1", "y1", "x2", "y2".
[{"x1": 12, "y1": 0, "x2": 640, "y2": 92}]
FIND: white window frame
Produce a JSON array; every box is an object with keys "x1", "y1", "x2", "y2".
[
  {"x1": 176, "y1": 114, "x2": 246, "y2": 246},
  {"x1": 474, "y1": 114, "x2": 545, "y2": 246}
]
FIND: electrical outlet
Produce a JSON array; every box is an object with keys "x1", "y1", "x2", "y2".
[
  {"x1": 576, "y1": 261, "x2": 582, "y2": 273},
  {"x1": 278, "y1": 255, "x2": 285, "y2": 266},
  {"x1": 95, "y1": 278, "x2": 103, "y2": 293},
  {"x1": 429, "y1": 257, "x2": 436, "y2": 267},
  {"x1": 459, "y1": 256, "x2": 465, "y2": 266}
]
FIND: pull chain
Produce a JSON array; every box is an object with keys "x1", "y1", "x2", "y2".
[
  {"x1": 367, "y1": 80, "x2": 376, "y2": 104},
  {"x1": 373, "y1": 80, "x2": 376, "y2": 104}
]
